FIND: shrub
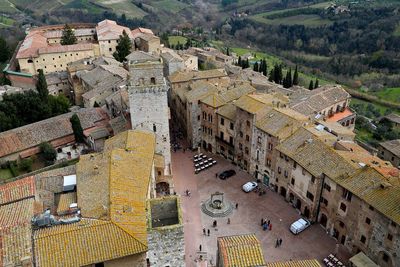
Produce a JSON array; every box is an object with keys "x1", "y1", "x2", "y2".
[{"x1": 19, "y1": 158, "x2": 33, "y2": 172}]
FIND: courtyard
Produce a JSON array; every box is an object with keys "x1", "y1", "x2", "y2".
[{"x1": 171, "y1": 148, "x2": 349, "y2": 266}]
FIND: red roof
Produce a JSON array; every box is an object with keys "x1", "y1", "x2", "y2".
[
  {"x1": 326, "y1": 108, "x2": 354, "y2": 122},
  {"x1": 0, "y1": 176, "x2": 36, "y2": 205}
]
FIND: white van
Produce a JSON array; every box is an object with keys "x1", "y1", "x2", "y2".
[{"x1": 290, "y1": 218, "x2": 311, "y2": 234}]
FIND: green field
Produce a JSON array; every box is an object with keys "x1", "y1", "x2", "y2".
[
  {"x1": 0, "y1": 0, "x2": 19, "y2": 13},
  {"x1": 0, "y1": 16, "x2": 15, "y2": 28},
  {"x1": 350, "y1": 98, "x2": 393, "y2": 118},
  {"x1": 152, "y1": 0, "x2": 188, "y2": 13},
  {"x1": 251, "y1": 1, "x2": 332, "y2": 26},
  {"x1": 371, "y1": 87, "x2": 400, "y2": 103},
  {"x1": 169, "y1": 36, "x2": 187, "y2": 46},
  {"x1": 98, "y1": 0, "x2": 147, "y2": 17},
  {"x1": 0, "y1": 169, "x2": 13, "y2": 180}
]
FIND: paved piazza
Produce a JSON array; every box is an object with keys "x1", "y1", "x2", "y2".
[{"x1": 172, "y1": 148, "x2": 349, "y2": 266}]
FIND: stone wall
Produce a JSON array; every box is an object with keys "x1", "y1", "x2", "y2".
[{"x1": 147, "y1": 226, "x2": 185, "y2": 267}]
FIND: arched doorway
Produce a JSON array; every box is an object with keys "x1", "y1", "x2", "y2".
[
  {"x1": 156, "y1": 182, "x2": 170, "y2": 196},
  {"x1": 207, "y1": 143, "x2": 212, "y2": 152},
  {"x1": 202, "y1": 141, "x2": 207, "y2": 149},
  {"x1": 320, "y1": 213, "x2": 328, "y2": 228},
  {"x1": 378, "y1": 251, "x2": 393, "y2": 267},
  {"x1": 303, "y1": 206, "x2": 310, "y2": 218},
  {"x1": 289, "y1": 193, "x2": 294, "y2": 203},
  {"x1": 280, "y1": 187, "x2": 287, "y2": 197},
  {"x1": 296, "y1": 199, "x2": 302, "y2": 210}
]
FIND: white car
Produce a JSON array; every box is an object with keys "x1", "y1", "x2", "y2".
[
  {"x1": 242, "y1": 181, "x2": 258, "y2": 192},
  {"x1": 290, "y1": 218, "x2": 311, "y2": 234}
]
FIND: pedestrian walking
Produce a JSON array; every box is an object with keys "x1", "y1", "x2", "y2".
[
  {"x1": 263, "y1": 223, "x2": 267, "y2": 231},
  {"x1": 267, "y1": 220, "x2": 270, "y2": 226},
  {"x1": 269, "y1": 223, "x2": 272, "y2": 231},
  {"x1": 215, "y1": 173, "x2": 218, "y2": 178},
  {"x1": 279, "y1": 238, "x2": 282, "y2": 246},
  {"x1": 207, "y1": 229, "x2": 210, "y2": 236},
  {"x1": 227, "y1": 218, "x2": 230, "y2": 224},
  {"x1": 261, "y1": 218, "x2": 264, "y2": 226},
  {"x1": 275, "y1": 239, "x2": 279, "y2": 248},
  {"x1": 199, "y1": 245, "x2": 202, "y2": 251},
  {"x1": 213, "y1": 220, "x2": 217, "y2": 227},
  {"x1": 203, "y1": 228, "x2": 206, "y2": 235},
  {"x1": 235, "y1": 203, "x2": 238, "y2": 209}
]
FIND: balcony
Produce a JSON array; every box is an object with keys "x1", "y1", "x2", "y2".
[{"x1": 215, "y1": 135, "x2": 234, "y2": 147}]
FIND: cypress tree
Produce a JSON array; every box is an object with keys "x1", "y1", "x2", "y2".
[
  {"x1": 262, "y1": 59, "x2": 267, "y2": 76},
  {"x1": 314, "y1": 79, "x2": 319, "y2": 89},
  {"x1": 226, "y1": 47, "x2": 230, "y2": 56},
  {"x1": 60, "y1": 24, "x2": 77, "y2": 45},
  {"x1": 253, "y1": 62, "x2": 259, "y2": 72},
  {"x1": 36, "y1": 69, "x2": 49, "y2": 100},
  {"x1": 273, "y1": 64, "x2": 280, "y2": 84},
  {"x1": 268, "y1": 69, "x2": 274, "y2": 82},
  {"x1": 278, "y1": 65, "x2": 283, "y2": 84},
  {"x1": 113, "y1": 30, "x2": 132, "y2": 62},
  {"x1": 309, "y1": 80, "x2": 314, "y2": 90},
  {"x1": 284, "y1": 68, "x2": 292, "y2": 88},
  {"x1": 0, "y1": 36, "x2": 10, "y2": 63},
  {"x1": 70, "y1": 114, "x2": 85, "y2": 143},
  {"x1": 293, "y1": 65, "x2": 299, "y2": 85},
  {"x1": 238, "y1": 56, "x2": 242, "y2": 67}
]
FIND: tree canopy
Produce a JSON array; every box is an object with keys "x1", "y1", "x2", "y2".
[
  {"x1": 113, "y1": 30, "x2": 132, "y2": 62},
  {"x1": 36, "y1": 69, "x2": 49, "y2": 100},
  {"x1": 60, "y1": 24, "x2": 77, "y2": 45},
  {"x1": 0, "y1": 37, "x2": 10, "y2": 63}
]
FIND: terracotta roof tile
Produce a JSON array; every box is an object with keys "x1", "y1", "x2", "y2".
[
  {"x1": 218, "y1": 234, "x2": 266, "y2": 267},
  {"x1": 0, "y1": 108, "x2": 108, "y2": 158},
  {"x1": 34, "y1": 219, "x2": 147, "y2": 267},
  {"x1": 56, "y1": 192, "x2": 77, "y2": 215},
  {"x1": 0, "y1": 176, "x2": 35, "y2": 205},
  {"x1": 96, "y1": 19, "x2": 133, "y2": 41}
]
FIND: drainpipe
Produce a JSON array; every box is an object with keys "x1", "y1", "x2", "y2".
[{"x1": 315, "y1": 173, "x2": 326, "y2": 224}]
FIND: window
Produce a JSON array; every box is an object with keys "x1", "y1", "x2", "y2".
[
  {"x1": 220, "y1": 146, "x2": 225, "y2": 152},
  {"x1": 109, "y1": 47, "x2": 112, "y2": 51},
  {"x1": 220, "y1": 118, "x2": 224, "y2": 125},
  {"x1": 365, "y1": 217, "x2": 371, "y2": 225},
  {"x1": 291, "y1": 178, "x2": 295, "y2": 185},
  {"x1": 321, "y1": 197, "x2": 328, "y2": 206},
  {"x1": 311, "y1": 176, "x2": 316, "y2": 183},
  {"x1": 198, "y1": 115, "x2": 200, "y2": 121},
  {"x1": 284, "y1": 170, "x2": 288, "y2": 178},
  {"x1": 387, "y1": 233, "x2": 393, "y2": 241},
  {"x1": 278, "y1": 167, "x2": 281, "y2": 174},
  {"x1": 153, "y1": 124, "x2": 156, "y2": 132},
  {"x1": 239, "y1": 143, "x2": 243, "y2": 150},
  {"x1": 150, "y1": 77, "x2": 156, "y2": 85},
  {"x1": 382, "y1": 253, "x2": 389, "y2": 262},
  {"x1": 342, "y1": 189, "x2": 352, "y2": 201},
  {"x1": 220, "y1": 132, "x2": 224, "y2": 140},
  {"x1": 369, "y1": 205, "x2": 374, "y2": 211},
  {"x1": 293, "y1": 162, "x2": 297, "y2": 169},
  {"x1": 245, "y1": 147, "x2": 249, "y2": 155},
  {"x1": 108, "y1": 40, "x2": 111, "y2": 43},
  {"x1": 257, "y1": 136, "x2": 262, "y2": 144},
  {"x1": 280, "y1": 152, "x2": 283, "y2": 158},
  {"x1": 246, "y1": 120, "x2": 250, "y2": 127},
  {"x1": 340, "y1": 202, "x2": 347, "y2": 212},
  {"x1": 266, "y1": 159, "x2": 271, "y2": 167},
  {"x1": 284, "y1": 155, "x2": 288, "y2": 162},
  {"x1": 27, "y1": 59, "x2": 33, "y2": 63},
  {"x1": 268, "y1": 143, "x2": 273, "y2": 150},
  {"x1": 229, "y1": 136, "x2": 233, "y2": 145},
  {"x1": 306, "y1": 191, "x2": 314, "y2": 201},
  {"x1": 239, "y1": 131, "x2": 243, "y2": 138},
  {"x1": 360, "y1": 235, "x2": 366, "y2": 244},
  {"x1": 339, "y1": 221, "x2": 344, "y2": 228},
  {"x1": 391, "y1": 221, "x2": 396, "y2": 227},
  {"x1": 246, "y1": 135, "x2": 250, "y2": 142},
  {"x1": 230, "y1": 122, "x2": 234, "y2": 130},
  {"x1": 324, "y1": 183, "x2": 331, "y2": 192}
]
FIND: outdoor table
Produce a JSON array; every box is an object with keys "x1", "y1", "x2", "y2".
[
  {"x1": 199, "y1": 153, "x2": 203, "y2": 157},
  {"x1": 199, "y1": 161, "x2": 204, "y2": 165},
  {"x1": 208, "y1": 158, "x2": 212, "y2": 161},
  {"x1": 201, "y1": 166, "x2": 205, "y2": 170},
  {"x1": 212, "y1": 160, "x2": 217, "y2": 164},
  {"x1": 194, "y1": 155, "x2": 198, "y2": 159},
  {"x1": 202, "y1": 155, "x2": 207, "y2": 159},
  {"x1": 195, "y1": 164, "x2": 199, "y2": 168}
]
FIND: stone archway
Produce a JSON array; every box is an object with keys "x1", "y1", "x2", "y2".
[
  {"x1": 280, "y1": 187, "x2": 287, "y2": 198},
  {"x1": 320, "y1": 213, "x2": 328, "y2": 228},
  {"x1": 156, "y1": 182, "x2": 170, "y2": 196},
  {"x1": 378, "y1": 251, "x2": 394, "y2": 267},
  {"x1": 296, "y1": 199, "x2": 302, "y2": 210}
]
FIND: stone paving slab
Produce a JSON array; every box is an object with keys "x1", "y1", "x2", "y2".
[{"x1": 171, "y1": 149, "x2": 347, "y2": 267}]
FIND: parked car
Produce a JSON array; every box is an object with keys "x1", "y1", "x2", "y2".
[
  {"x1": 218, "y1": 169, "x2": 236, "y2": 180},
  {"x1": 242, "y1": 181, "x2": 258, "y2": 192},
  {"x1": 290, "y1": 218, "x2": 311, "y2": 234}
]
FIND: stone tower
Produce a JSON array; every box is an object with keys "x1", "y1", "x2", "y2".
[{"x1": 127, "y1": 51, "x2": 171, "y2": 174}]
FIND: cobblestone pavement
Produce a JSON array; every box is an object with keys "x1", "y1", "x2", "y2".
[{"x1": 172, "y1": 148, "x2": 350, "y2": 267}]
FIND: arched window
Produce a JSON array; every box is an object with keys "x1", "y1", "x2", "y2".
[
  {"x1": 150, "y1": 77, "x2": 156, "y2": 85},
  {"x1": 27, "y1": 59, "x2": 33, "y2": 63},
  {"x1": 153, "y1": 124, "x2": 157, "y2": 132}
]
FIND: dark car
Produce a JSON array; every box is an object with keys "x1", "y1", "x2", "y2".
[{"x1": 219, "y1": 169, "x2": 236, "y2": 180}]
